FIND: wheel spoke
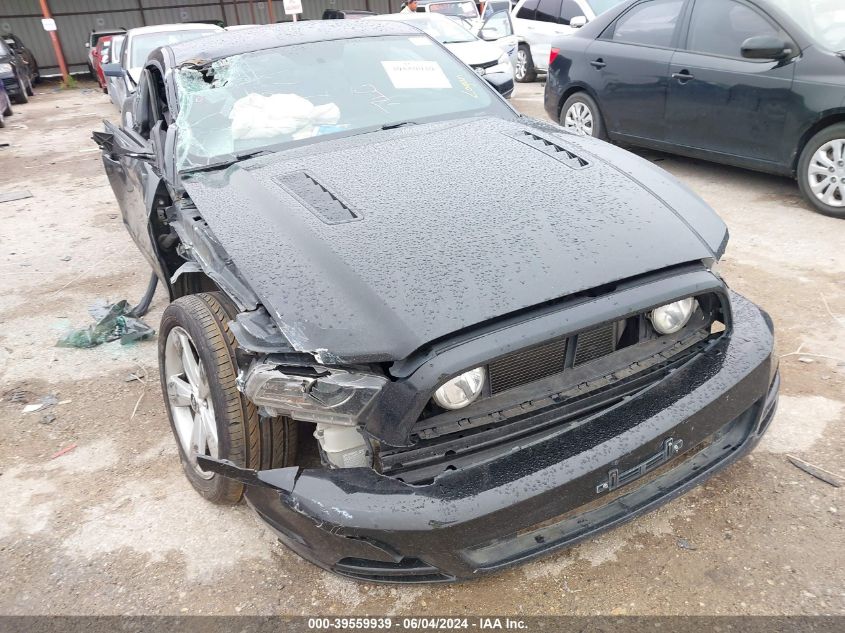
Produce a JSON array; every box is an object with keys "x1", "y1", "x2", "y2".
[
  {"x1": 200, "y1": 407, "x2": 218, "y2": 457},
  {"x1": 167, "y1": 376, "x2": 193, "y2": 407},
  {"x1": 810, "y1": 178, "x2": 829, "y2": 194},
  {"x1": 177, "y1": 331, "x2": 201, "y2": 390},
  {"x1": 191, "y1": 410, "x2": 206, "y2": 455}
]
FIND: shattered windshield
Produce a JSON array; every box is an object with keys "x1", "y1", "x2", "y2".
[
  {"x1": 768, "y1": 0, "x2": 845, "y2": 51},
  {"x1": 174, "y1": 35, "x2": 509, "y2": 171}
]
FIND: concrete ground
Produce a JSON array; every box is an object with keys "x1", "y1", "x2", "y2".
[{"x1": 0, "y1": 79, "x2": 843, "y2": 616}]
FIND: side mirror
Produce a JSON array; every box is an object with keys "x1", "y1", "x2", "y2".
[
  {"x1": 479, "y1": 28, "x2": 499, "y2": 41},
  {"x1": 103, "y1": 63, "x2": 124, "y2": 77},
  {"x1": 741, "y1": 35, "x2": 792, "y2": 60},
  {"x1": 569, "y1": 15, "x2": 587, "y2": 28}
]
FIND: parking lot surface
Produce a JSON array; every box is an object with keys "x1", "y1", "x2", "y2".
[{"x1": 0, "y1": 80, "x2": 843, "y2": 616}]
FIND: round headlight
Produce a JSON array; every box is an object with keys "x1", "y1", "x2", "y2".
[
  {"x1": 649, "y1": 298, "x2": 696, "y2": 335},
  {"x1": 433, "y1": 367, "x2": 485, "y2": 410}
]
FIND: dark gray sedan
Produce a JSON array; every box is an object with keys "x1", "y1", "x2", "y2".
[{"x1": 95, "y1": 20, "x2": 778, "y2": 582}]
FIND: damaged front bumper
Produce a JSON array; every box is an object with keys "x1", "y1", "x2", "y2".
[{"x1": 200, "y1": 292, "x2": 778, "y2": 582}]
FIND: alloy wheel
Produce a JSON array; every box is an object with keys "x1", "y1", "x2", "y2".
[
  {"x1": 163, "y1": 326, "x2": 218, "y2": 479},
  {"x1": 515, "y1": 49, "x2": 527, "y2": 81},
  {"x1": 807, "y1": 139, "x2": 845, "y2": 208},
  {"x1": 563, "y1": 101, "x2": 594, "y2": 136}
]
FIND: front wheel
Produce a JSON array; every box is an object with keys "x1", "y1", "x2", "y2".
[
  {"x1": 514, "y1": 45, "x2": 536, "y2": 83},
  {"x1": 560, "y1": 92, "x2": 606, "y2": 140},
  {"x1": 159, "y1": 292, "x2": 296, "y2": 504},
  {"x1": 13, "y1": 75, "x2": 28, "y2": 104},
  {"x1": 797, "y1": 124, "x2": 845, "y2": 219}
]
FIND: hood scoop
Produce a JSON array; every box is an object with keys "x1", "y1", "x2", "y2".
[
  {"x1": 274, "y1": 171, "x2": 360, "y2": 225},
  {"x1": 508, "y1": 130, "x2": 589, "y2": 169}
]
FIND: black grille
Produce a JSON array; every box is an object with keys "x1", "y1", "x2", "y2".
[
  {"x1": 574, "y1": 323, "x2": 617, "y2": 366},
  {"x1": 275, "y1": 171, "x2": 359, "y2": 224},
  {"x1": 489, "y1": 337, "x2": 567, "y2": 395}
]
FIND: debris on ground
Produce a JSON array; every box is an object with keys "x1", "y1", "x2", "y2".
[
  {"x1": 40, "y1": 413, "x2": 56, "y2": 425},
  {"x1": 0, "y1": 189, "x2": 33, "y2": 203},
  {"x1": 676, "y1": 538, "x2": 698, "y2": 551},
  {"x1": 50, "y1": 444, "x2": 77, "y2": 459},
  {"x1": 786, "y1": 455, "x2": 843, "y2": 488},
  {"x1": 21, "y1": 394, "x2": 59, "y2": 414},
  {"x1": 56, "y1": 299, "x2": 155, "y2": 348},
  {"x1": 798, "y1": 357, "x2": 815, "y2": 364}
]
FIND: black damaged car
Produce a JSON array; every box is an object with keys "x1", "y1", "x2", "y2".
[{"x1": 95, "y1": 21, "x2": 779, "y2": 582}]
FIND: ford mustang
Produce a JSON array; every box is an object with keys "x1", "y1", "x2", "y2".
[{"x1": 95, "y1": 20, "x2": 779, "y2": 582}]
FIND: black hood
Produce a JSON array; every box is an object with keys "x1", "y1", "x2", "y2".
[{"x1": 183, "y1": 117, "x2": 725, "y2": 362}]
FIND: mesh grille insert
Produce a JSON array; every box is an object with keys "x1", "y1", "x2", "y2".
[
  {"x1": 574, "y1": 323, "x2": 617, "y2": 366},
  {"x1": 275, "y1": 171, "x2": 359, "y2": 224},
  {"x1": 489, "y1": 337, "x2": 568, "y2": 395}
]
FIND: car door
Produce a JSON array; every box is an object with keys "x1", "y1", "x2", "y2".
[
  {"x1": 532, "y1": 0, "x2": 584, "y2": 71},
  {"x1": 665, "y1": 0, "x2": 797, "y2": 165},
  {"x1": 95, "y1": 70, "x2": 167, "y2": 281},
  {"x1": 479, "y1": 10, "x2": 519, "y2": 66},
  {"x1": 583, "y1": 0, "x2": 687, "y2": 140}
]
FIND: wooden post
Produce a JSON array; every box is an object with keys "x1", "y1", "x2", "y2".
[
  {"x1": 38, "y1": 0, "x2": 70, "y2": 85},
  {"x1": 248, "y1": 0, "x2": 257, "y2": 23},
  {"x1": 136, "y1": 0, "x2": 147, "y2": 25},
  {"x1": 266, "y1": 0, "x2": 276, "y2": 23}
]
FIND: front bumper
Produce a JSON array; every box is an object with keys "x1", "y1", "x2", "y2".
[{"x1": 211, "y1": 291, "x2": 778, "y2": 582}]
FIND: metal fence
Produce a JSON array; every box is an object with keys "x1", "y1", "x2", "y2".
[{"x1": 0, "y1": 0, "x2": 403, "y2": 76}]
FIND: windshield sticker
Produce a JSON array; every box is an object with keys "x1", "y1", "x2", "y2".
[
  {"x1": 409, "y1": 36, "x2": 434, "y2": 46},
  {"x1": 381, "y1": 60, "x2": 451, "y2": 89},
  {"x1": 456, "y1": 75, "x2": 479, "y2": 99}
]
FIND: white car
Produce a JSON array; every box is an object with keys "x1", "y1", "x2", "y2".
[
  {"x1": 367, "y1": 13, "x2": 515, "y2": 98},
  {"x1": 511, "y1": 0, "x2": 624, "y2": 81},
  {"x1": 104, "y1": 23, "x2": 222, "y2": 112}
]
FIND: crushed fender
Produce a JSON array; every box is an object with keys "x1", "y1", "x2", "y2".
[{"x1": 56, "y1": 299, "x2": 155, "y2": 348}]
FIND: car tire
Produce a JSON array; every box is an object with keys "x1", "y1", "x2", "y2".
[
  {"x1": 159, "y1": 291, "x2": 296, "y2": 504},
  {"x1": 560, "y1": 92, "x2": 606, "y2": 140},
  {"x1": 13, "y1": 76, "x2": 28, "y2": 104},
  {"x1": 2, "y1": 100, "x2": 11, "y2": 117},
  {"x1": 797, "y1": 124, "x2": 845, "y2": 219},
  {"x1": 25, "y1": 76, "x2": 34, "y2": 96},
  {"x1": 515, "y1": 45, "x2": 536, "y2": 83}
]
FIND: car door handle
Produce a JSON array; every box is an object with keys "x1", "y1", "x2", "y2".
[
  {"x1": 672, "y1": 71, "x2": 695, "y2": 83},
  {"x1": 590, "y1": 59, "x2": 606, "y2": 69}
]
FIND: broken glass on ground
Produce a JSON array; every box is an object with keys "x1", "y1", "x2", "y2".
[{"x1": 56, "y1": 299, "x2": 155, "y2": 348}]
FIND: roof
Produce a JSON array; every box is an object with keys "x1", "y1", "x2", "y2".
[
  {"x1": 127, "y1": 23, "x2": 223, "y2": 38},
  {"x1": 165, "y1": 20, "x2": 420, "y2": 66}
]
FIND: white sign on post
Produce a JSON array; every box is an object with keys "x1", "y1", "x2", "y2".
[
  {"x1": 283, "y1": 0, "x2": 303, "y2": 15},
  {"x1": 41, "y1": 18, "x2": 57, "y2": 32}
]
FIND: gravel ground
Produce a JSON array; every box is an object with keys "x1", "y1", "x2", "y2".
[{"x1": 0, "y1": 79, "x2": 843, "y2": 616}]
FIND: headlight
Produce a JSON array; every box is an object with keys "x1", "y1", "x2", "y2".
[
  {"x1": 433, "y1": 367, "x2": 485, "y2": 410},
  {"x1": 0, "y1": 63, "x2": 13, "y2": 75},
  {"x1": 486, "y1": 53, "x2": 512, "y2": 75},
  {"x1": 649, "y1": 298, "x2": 696, "y2": 335},
  {"x1": 243, "y1": 364, "x2": 386, "y2": 426}
]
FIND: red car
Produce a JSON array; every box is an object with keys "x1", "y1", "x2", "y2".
[{"x1": 92, "y1": 35, "x2": 113, "y2": 93}]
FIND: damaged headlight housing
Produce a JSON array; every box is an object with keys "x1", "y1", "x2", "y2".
[
  {"x1": 433, "y1": 367, "x2": 485, "y2": 410},
  {"x1": 649, "y1": 298, "x2": 697, "y2": 335},
  {"x1": 243, "y1": 364, "x2": 386, "y2": 426}
]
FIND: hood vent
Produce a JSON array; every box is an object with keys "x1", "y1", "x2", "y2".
[
  {"x1": 275, "y1": 171, "x2": 360, "y2": 225},
  {"x1": 510, "y1": 130, "x2": 589, "y2": 169}
]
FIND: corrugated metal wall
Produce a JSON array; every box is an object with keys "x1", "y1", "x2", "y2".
[{"x1": 0, "y1": 0, "x2": 403, "y2": 76}]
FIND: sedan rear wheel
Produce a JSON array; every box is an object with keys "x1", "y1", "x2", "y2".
[
  {"x1": 798, "y1": 124, "x2": 845, "y2": 219},
  {"x1": 560, "y1": 92, "x2": 606, "y2": 140}
]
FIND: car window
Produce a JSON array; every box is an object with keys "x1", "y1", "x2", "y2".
[
  {"x1": 767, "y1": 0, "x2": 844, "y2": 52},
  {"x1": 536, "y1": 0, "x2": 562, "y2": 22},
  {"x1": 586, "y1": 0, "x2": 626, "y2": 15},
  {"x1": 482, "y1": 11, "x2": 514, "y2": 36},
  {"x1": 516, "y1": 0, "x2": 540, "y2": 20},
  {"x1": 427, "y1": 1, "x2": 479, "y2": 18},
  {"x1": 687, "y1": 0, "x2": 782, "y2": 58},
  {"x1": 174, "y1": 35, "x2": 512, "y2": 171},
  {"x1": 612, "y1": 0, "x2": 685, "y2": 48},
  {"x1": 558, "y1": 0, "x2": 583, "y2": 24}
]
